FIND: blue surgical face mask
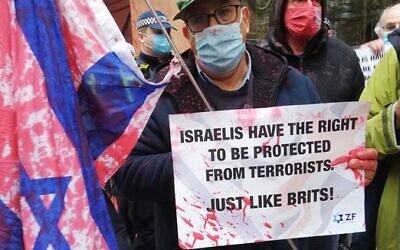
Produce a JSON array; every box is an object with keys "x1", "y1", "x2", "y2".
[
  {"x1": 143, "y1": 33, "x2": 172, "y2": 57},
  {"x1": 383, "y1": 31, "x2": 393, "y2": 44},
  {"x1": 193, "y1": 14, "x2": 245, "y2": 75}
]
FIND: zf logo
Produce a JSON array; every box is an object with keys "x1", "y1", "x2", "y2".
[{"x1": 333, "y1": 212, "x2": 357, "y2": 224}]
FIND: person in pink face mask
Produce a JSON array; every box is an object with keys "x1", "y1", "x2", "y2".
[
  {"x1": 263, "y1": 0, "x2": 364, "y2": 104},
  {"x1": 283, "y1": 0, "x2": 322, "y2": 54},
  {"x1": 262, "y1": 0, "x2": 375, "y2": 249}
]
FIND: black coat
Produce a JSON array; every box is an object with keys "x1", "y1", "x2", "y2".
[{"x1": 264, "y1": 0, "x2": 364, "y2": 103}]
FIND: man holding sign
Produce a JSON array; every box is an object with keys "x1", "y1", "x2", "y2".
[{"x1": 113, "y1": 0, "x2": 378, "y2": 249}]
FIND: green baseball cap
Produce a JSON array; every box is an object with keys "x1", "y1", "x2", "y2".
[{"x1": 174, "y1": 0, "x2": 197, "y2": 20}]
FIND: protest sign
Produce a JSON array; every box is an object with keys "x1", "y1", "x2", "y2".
[
  {"x1": 169, "y1": 102, "x2": 370, "y2": 249},
  {"x1": 355, "y1": 44, "x2": 392, "y2": 83}
]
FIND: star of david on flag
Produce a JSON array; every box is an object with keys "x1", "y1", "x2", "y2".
[{"x1": 0, "y1": 0, "x2": 179, "y2": 248}]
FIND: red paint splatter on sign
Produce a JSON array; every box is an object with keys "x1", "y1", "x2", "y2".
[
  {"x1": 176, "y1": 205, "x2": 185, "y2": 212},
  {"x1": 206, "y1": 233, "x2": 219, "y2": 246},
  {"x1": 242, "y1": 197, "x2": 251, "y2": 222},
  {"x1": 191, "y1": 204, "x2": 202, "y2": 209},
  {"x1": 203, "y1": 210, "x2": 221, "y2": 229},
  {"x1": 208, "y1": 221, "x2": 216, "y2": 227},
  {"x1": 270, "y1": 107, "x2": 282, "y2": 121},
  {"x1": 178, "y1": 240, "x2": 188, "y2": 249},
  {"x1": 181, "y1": 217, "x2": 194, "y2": 227},
  {"x1": 331, "y1": 146, "x2": 365, "y2": 184},
  {"x1": 264, "y1": 222, "x2": 272, "y2": 229},
  {"x1": 228, "y1": 232, "x2": 236, "y2": 238}
]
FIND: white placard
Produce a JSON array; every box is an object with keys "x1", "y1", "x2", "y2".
[
  {"x1": 355, "y1": 44, "x2": 392, "y2": 83},
  {"x1": 170, "y1": 102, "x2": 369, "y2": 249}
]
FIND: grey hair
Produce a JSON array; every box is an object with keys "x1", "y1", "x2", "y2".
[{"x1": 374, "y1": 3, "x2": 400, "y2": 38}]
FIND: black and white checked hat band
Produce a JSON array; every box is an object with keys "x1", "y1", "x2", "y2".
[{"x1": 137, "y1": 16, "x2": 169, "y2": 29}]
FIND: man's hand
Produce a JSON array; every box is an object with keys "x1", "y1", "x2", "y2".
[
  {"x1": 360, "y1": 38, "x2": 384, "y2": 55},
  {"x1": 348, "y1": 148, "x2": 378, "y2": 186}
]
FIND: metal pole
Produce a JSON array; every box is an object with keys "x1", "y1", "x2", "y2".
[{"x1": 143, "y1": 0, "x2": 214, "y2": 112}]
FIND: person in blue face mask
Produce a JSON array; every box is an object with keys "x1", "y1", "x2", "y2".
[
  {"x1": 136, "y1": 10, "x2": 174, "y2": 80},
  {"x1": 114, "y1": 10, "x2": 175, "y2": 249},
  {"x1": 360, "y1": 3, "x2": 400, "y2": 55}
]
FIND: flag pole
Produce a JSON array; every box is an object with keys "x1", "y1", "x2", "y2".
[{"x1": 142, "y1": 0, "x2": 214, "y2": 111}]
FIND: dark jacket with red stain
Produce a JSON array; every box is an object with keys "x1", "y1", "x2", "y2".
[{"x1": 113, "y1": 44, "x2": 320, "y2": 249}]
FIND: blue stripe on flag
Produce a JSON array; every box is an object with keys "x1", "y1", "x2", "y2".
[
  {"x1": 79, "y1": 52, "x2": 161, "y2": 159},
  {"x1": 14, "y1": 0, "x2": 117, "y2": 248},
  {"x1": 0, "y1": 199, "x2": 23, "y2": 250}
]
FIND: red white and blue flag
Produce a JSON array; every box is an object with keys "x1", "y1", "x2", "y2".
[{"x1": 0, "y1": 0, "x2": 177, "y2": 249}]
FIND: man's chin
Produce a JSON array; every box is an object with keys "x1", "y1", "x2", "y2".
[
  {"x1": 199, "y1": 64, "x2": 237, "y2": 81},
  {"x1": 205, "y1": 69, "x2": 235, "y2": 81}
]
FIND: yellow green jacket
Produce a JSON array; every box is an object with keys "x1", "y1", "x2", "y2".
[{"x1": 360, "y1": 47, "x2": 400, "y2": 250}]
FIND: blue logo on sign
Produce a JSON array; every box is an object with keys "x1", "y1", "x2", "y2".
[{"x1": 333, "y1": 212, "x2": 357, "y2": 224}]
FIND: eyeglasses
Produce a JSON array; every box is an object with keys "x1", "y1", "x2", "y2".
[
  {"x1": 185, "y1": 5, "x2": 241, "y2": 33},
  {"x1": 383, "y1": 22, "x2": 400, "y2": 32}
]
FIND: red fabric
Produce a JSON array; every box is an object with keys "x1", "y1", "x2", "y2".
[{"x1": 284, "y1": 4, "x2": 321, "y2": 41}]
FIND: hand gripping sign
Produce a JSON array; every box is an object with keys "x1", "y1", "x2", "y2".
[{"x1": 169, "y1": 102, "x2": 369, "y2": 249}]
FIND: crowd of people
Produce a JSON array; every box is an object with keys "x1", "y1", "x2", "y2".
[{"x1": 108, "y1": 0, "x2": 400, "y2": 249}]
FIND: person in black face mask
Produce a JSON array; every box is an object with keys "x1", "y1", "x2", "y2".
[{"x1": 136, "y1": 10, "x2": 174, "y2": 80}]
